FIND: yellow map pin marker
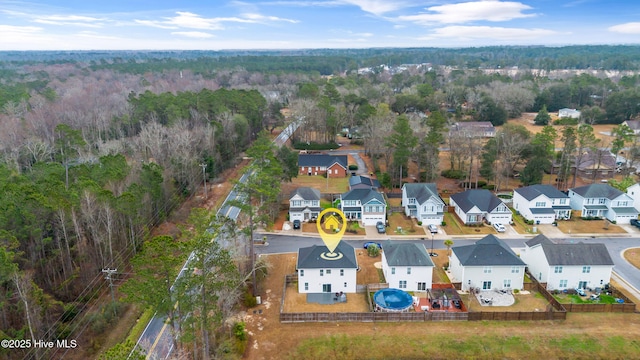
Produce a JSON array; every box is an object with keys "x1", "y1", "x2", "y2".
[{"x1": 317, "y1": 207, "x2": 347, "y2": 255}]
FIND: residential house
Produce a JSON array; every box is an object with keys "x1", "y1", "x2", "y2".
[
  {"x1": 449, "y1": 235, "x2": 526, "y2": 291},
  {"x1": 339, "y1": 188, "x2": 386, "y2": 226},
  {"x1": 552, "y1": 149, "x2": 617, "y2": 181},
  {"x1": 401, "y1": 183, "x2": 445, "y2": 225},
  {"x1": 349, "y1": 175, "x2": 380, "y2": 190},
  {"x1": 288, "y1": 187, "x2": 322, "y2": 222},
  {"x1": 622, "y1": 120, "x2": 640, "y2": 135},
  {"x1": 381, "y1": 241, "x2": 434, "y2": 291},
  {"x1": 626, "y1": 183, "x2": 640, "y2": 214},
  {"x1": 449, "y1": 189, "x2": 512, "y2": 225},
  {"x1": 296, "y1": 241, "x2": 358, "y2": 293},
  {"x1": 298, "y1": 154, "x2": 348, "y2": 177},
  {"x1": 568, "y1": 183, "x2": 638, "y2": 224},
  {"x1": 558, "y1": 108, "x2": 581, "y2": 119},
  {"x1": 450, "y1": 121, "x2": 496, "y2": 138},
  {"x1": 520, "y1": 234, "x2": 613, "y2": 291},
  {"x1": 513, "y1": 184, "x2": 571, "y2": 224}
]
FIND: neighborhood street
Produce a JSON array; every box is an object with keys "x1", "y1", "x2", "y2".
[{"x1": 256, "y1": 233, "x2": 640, "y2": 299}]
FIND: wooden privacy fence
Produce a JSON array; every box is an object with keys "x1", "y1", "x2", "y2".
[
  {"x1": 468, "y1": 310, "x2": 565, "y2": 321},
  {"x1": 280, "y1": 311, "x2": 469, "y2": 323},
  {"x1": 562, "y1": 303, "x2": 636, "y2": 313}
]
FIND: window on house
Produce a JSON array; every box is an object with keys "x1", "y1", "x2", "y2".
[
  {"x1": 304, "y1": 283, "x2": 308, "y2": 291},
  {"x1": 391, "y1": 267, "x2": 396, "y2": 275},
  {"x1": 320, "y1": 270, "x2": 324, "y2": 276},
  {"x1": 482, "y1": 281, "x2": 492, "y2": 290},
  {"x1": 340, "y1": 269, "x2": 344, "y2": 276},
  {"x1": 599, "y1": 198, "x2": 606, "y2": 204},
  {"x1": 399, "y1": 281, "x2": 407, "y2": 289},
  {"x1": 503, "y1": 279, "x2": 511, "y2": 288},
  {"x1": 344, "y1": 282, "x2": 347, "y2": 288},
  {"x1": 582, "y1": 266, "x2": 591, "y2": 273},
  {"x1": 554, "y1": 266, "x2": 563, "y2": 273},
  {"x1": 326, "y1": 269, "x2": 331, "y2": 275},
  {"x1": 559, "y1": 280, "x2": 567, "y2": 288},
  {"x1": 300, "y1": 270, "x2": 304, "y2": 277},
  {"x1": 511, "y1": 266, "x2": 520, "y2": 273},
  {"x1": 409, "y1": 198, "x2": 415, "y2": 204},
  {"x1": 407, "y1": 267, "x2": 411, "y2": 275},
  {"x1": 292, "y1": 200, "x2": 301, "y2": 207},
  {"x1": 484, "y1": 266, "x2": 492, "y2": 274},
  {"x1": 560, "y1": 198, "x2": 567, "y2": 204},
  {"x1": 535, "y1": 202, "x2": 546, "y2": 207}
]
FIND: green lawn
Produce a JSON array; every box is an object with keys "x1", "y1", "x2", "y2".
[{"x1": 553, "y1": 293, "x2": 619, "y2": 304}]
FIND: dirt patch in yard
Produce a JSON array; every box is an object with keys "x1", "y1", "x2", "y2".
[
  {"x1": 623, "y1": 248, "x2": 640, "y2": 270},
  {"x1": 555, "y1": 217, "x2": 625, "y2": 234}
]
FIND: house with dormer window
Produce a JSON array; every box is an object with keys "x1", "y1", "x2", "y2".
[
  {"x1": 401, "y1": 183, "x2": 445, "y2": 225},
  {"x1": 289, "y1": 187, "x2": 322, "y2": 222},
  {"x1": 449, "y1": 189, "x2": 512, "y2": 225},
  {"x1": 513, "y1": 184, "x2": 571, "y2": 224},
  {"x1": 568, "y1": 183, "x2": 638, "y2": 224},
  {"x1": 339, "y1": 188, "x2": 386, "y2": 226}
]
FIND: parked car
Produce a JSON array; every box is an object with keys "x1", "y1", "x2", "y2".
[
  {"x1": 376, "y1": 221, "x2": 386, "y2": 234},
  {"x1": 292, "y1": 219, "x2": 301, "y2": 230},
  {"x1": 363, "y1": 242, "x2": 382, "y2": 250},
  {"x1": 631, "y1": 219, "x2": 640, "y2": 228},
  {"x1": 428, "y1": 224, "x2": 438, "y2": 234},
  {"x1": 493, "y1": 223, "x2": 506, "y2": 232}
]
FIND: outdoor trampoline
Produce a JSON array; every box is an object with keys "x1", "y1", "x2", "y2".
[{"x1": 373, "y1": 288, "x2": 413, "y2": 312}]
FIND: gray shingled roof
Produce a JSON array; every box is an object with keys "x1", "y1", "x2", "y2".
[
  {"x1": 542, "y1": 243, "x2": 614, "y2": 266},
  {"x1": 450, "y1": 189, "x2": 505, "y2": 213},
  {"x1": 290, "y1": 187, "x2": 321, "y2": 201},
  {"x1": 403, "y1": 183, "x2": 444, "y2": 205},
  {"x1": 382, "y1": 241, "x2": 434, "y2": 267},
  {"x1": 452, "y1": 234, "x2": 525, "y2": 266},
  {"x1": 624, "y1": 120, "x2": 640, "y2": 130},
  {"x1": 515, "y1": 184, "x2": 569, "y2": 201},
  {"x1": 298, "y1": 154, "x2": 347, "y2": 169},
  {"x1": 341, "y1": 188, "x2": 385, "y2": 204},
  {"x1": 524, "y1": 234, "x2": 555, "y2": 247},
  {"x1": 349, "y1": 176, "x2": 380, "y2": 189},
  {"x1": 569, "y1": 184, "x2": 624, "y2": 200},
  {"x1": 297, "y1": 241, "x2": 358, "y2": 269}
]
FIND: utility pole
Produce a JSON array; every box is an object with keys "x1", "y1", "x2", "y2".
[
  {"x1": 102, "y1": 268, "x2": 117, "y2": 303},
  {"x1": 200, "y1": 163, "x2": 207, "y2": 199},
  {"x1": 248, "y1": 192, "x2": 257, "y2": 297}
]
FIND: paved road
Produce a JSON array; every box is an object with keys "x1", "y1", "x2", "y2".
[
  {"x1": 256, "y1": 233, "x2": 640, "y2": 294},
  {"x1": 135, "y1": 120, "x2": 301, "y2": 359}
]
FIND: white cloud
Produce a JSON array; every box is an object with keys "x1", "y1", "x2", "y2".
[
  {"x1": 171, "y1": 31, "x2": 215, "y2": 38},
  {"x1": 608, "y1": 22, "x2": 640, "y2": 34},
  {"x1": 33, "y1": 14, "x2": 105, "y2": 28},
  {"x1": 0, "y1": 24, "x2": 42, "y2": 34},
  {"x1": 75, "y1": 31, "x2": 119, "y2": 40},
  {"x1": 337, "y1": 0, "x2": 409, "y2": 15},
  {"x1": 428, "y1": 25, "x2": 556, "y2": 40},
  {"x1": 399, "y1": 1, "x2": 536, "y2": 25},
  {"x1": 134, "y1": 11, "x2": 297, "y2": 31},
  {"x1": 240, "y1": 13, "x2": 299, "y2": 23}
]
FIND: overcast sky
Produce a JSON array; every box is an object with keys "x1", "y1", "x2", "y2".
[{"x1": 1, "y1": 0, "x2": 640, "y2": 50}]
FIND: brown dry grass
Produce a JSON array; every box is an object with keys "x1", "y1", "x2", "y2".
[
  {"x1": 244, "y1": 251, "x2": 640, "y2": 360},
  {"x1": 459, "y1": 291, "x2": 550, "y2": 312},
  {"x1": 289, "y1": 175, "x2": 349, "y2": 194},
  {"x1": 623, "y1": 248, "x2": 640, "y2": 269},
  {"x1": 443, "y1": 212, "x2": 498, "y2": 235},
  {"x1": 555, "y1": 217, "x2": 626, "y2": 234},
  {"x1": 510, "y1": 113, "x2": 617, "y2": 142},
  {"x1": 387, "y1": 213, "x2": 426, "y2": 236}
]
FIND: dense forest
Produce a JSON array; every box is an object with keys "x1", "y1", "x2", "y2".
[{"x1": 1, "y1": 46, "x2": 640, "y2": 359}]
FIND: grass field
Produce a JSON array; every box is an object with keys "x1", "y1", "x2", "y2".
[
  {"x1": 443, "y1": 212, "x2": 497, "y2": 235},
  {"x1": 387, "y1": 213, "x2": 426, "y2": 236},
  {"x1": 624, "y1": 248, "x2": 640, "y2": 269},
  {"x1": 290, "y1": 175, "x2": 349, "y2": 193},
  {"x1": 555, "y1": 217, "x2": 625, "y2": 234}
]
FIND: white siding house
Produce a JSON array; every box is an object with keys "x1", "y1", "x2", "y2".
[
  {"x1": 558, "y1": 108, "x2": 581, "y2": 119},
  {"x1": 289, "y1": 187, "x2": 322, "y2": 222},
  {"x1": 520, "y1": 235, "x2": 613, "y2": 290},
  {"x1": 449, "y1": 189, "x2": 512, "y2": 225},
  {"x1": 513, "y1": 184, "x2": 571, "y2": 224},
  {"x1": 401, "y1": 183, "x2": 445, "y2": 225},
  {"x1": 449, "y1": 235, "x2": 525, "y2": 291},
  {"x1": 626, "y1": 183, "x2": 640, "y2": 213},
  {"x1": 381, "y1": 241, "x2": 434, "y2": 291},
  {"x1": 297, "y1": 242, "x2": 358, "y2": 294},
  {"x1": 568, "y1": 184, "x2": 638, "y2": 224},
  {"x1": 339, "y1": 188, "x2": 386, "y2": 226}
]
